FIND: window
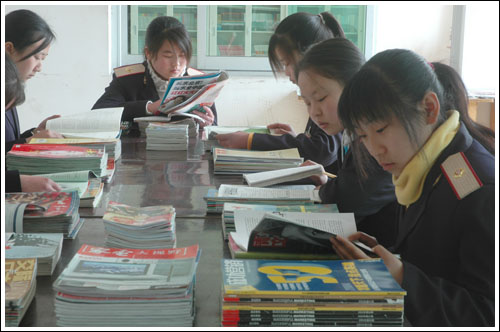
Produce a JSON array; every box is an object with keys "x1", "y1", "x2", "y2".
[{"x1": 117, "y1": 5, "x2": 372, "y2": 71}]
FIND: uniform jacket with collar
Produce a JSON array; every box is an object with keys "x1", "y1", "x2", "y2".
[
  {"x1": 5, "y1": 107, "x2": 34, "y2": 153},
  {"x1": 394, "y1": 123, "x2": 494, "y2": 326},
  {"x1": 251, "y1": 118, "x2": 342, "y2": 172},
  {"x1": 91, "y1": 61, "x2": 218, "y2": 126}
]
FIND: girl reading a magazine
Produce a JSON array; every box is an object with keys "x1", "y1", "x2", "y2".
[
  {"x1": 216, "y1": 12, "x2": 343, "y2": 174},
  {"x1": 330, "y1": 49, "x2": 494, "y2": 326},
  {"x1": 5, "y1": 9, "x2": 63, "y2": 153},
  {"x1": 294, "y1": 38, "x2": 398, "y2": 248},
  {"x1": 92, "y1": 16, "x2": 217, "y2": 132}
]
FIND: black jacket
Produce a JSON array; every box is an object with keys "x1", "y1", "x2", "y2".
[
  {"x1": 395, "y1": 123, "x2": 494, "y2": 326},
  {"x1": 5, "y1": 107, "x2": 34, "y2": 153},
  {"x1": 92, "y1": 62, "x2": 218, "y2": 132}
]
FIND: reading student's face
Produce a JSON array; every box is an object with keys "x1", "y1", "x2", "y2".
[
  {"x1": 147, "y1": 40, "x2": 187, "y2": 81},
  {"x1": 6, "y1": 39, "x2": 50, "y2": 81},
  {"x1": 297, "y1": 70, "x2": 344, "y2": 136},
  {"x1": 355, "y1": 116, "x2": 419, "y2": 177},
  {"x1": 275, "y1": 47, "x2": 300, "y2": 84}
]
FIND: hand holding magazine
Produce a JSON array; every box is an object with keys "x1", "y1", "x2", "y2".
[{"x1": 158, "y1": 70, "x2": 228, "y2": 122}]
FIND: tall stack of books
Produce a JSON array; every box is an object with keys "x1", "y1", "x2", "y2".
[
  {"x1": 221, "y1": 202, "x2": 339, "y2": 240},
  {"x1": 213, "y1": 148, "x2": 303, "y2": 174},
  {"x1": 5, "y1": 233, "x2": 64, "y2": 276},
  {"x1": 102, "y1": 202, "x2": 176, "y2": 249},
  {"x1": 204, "y1": 184, "x2": 321, "y2": 214},
  {"x1": 146, "y1": 122, "x2": 189, "y2": 151},
  {"x1": 5, "y1": 258, "x2": 37, "y2": 327},
  {"x1": 6, "y1": 144, "x2": 108, "y2": 177},
  {"x1": 53, "y1": 244, "x2": 201, "y2": 327},
  {"x1": 5, "y1": 192, "x2": 84, "y2": 239},
  {"x1": 221, "y1": 259, "x2": 406, "y2": 327}
]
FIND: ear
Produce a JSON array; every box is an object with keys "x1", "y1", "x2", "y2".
[
  {"x1": 144, "y1": 47, "x2": 151, "y2": 62},
  {"x1": 5, "y1": 42, "x2": 15, "y2": 56},
  {"x1": 422, "y1": 91, "x2": 440, "y2": 125}
]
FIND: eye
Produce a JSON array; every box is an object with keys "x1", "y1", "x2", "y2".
[
  {"x1": 317, "y1": 95, "x2": 327, "y2": 102},
  {"x1": 376, "y1": 125, "x2": 388, "y2": 133}
]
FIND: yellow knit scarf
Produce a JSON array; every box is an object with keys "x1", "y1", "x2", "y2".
[{"x1": 393, "y1": 110, "x2": 460, "y2": 206}]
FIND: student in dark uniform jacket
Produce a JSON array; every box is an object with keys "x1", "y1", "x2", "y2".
[
  {"x1": 216, "y1": 12, "x2": 344, "y2": 172},
  {"x1": 5, "y1": 9, "x2": 63, "y2": 153},
  {"x1": 331, "y1": 49, "x2": 494, "y2": 326},
  {"x1": 5, "y1": 54, "x2": 61, "y2": 193},
  {"x1": 92, "y1": 16, "x2": 217, "y2": 133},
  {"x1": 295, "y1": 39, "x2": 398, "y2": 247}
]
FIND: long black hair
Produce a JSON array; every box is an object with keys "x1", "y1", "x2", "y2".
[
  {"x1": 6, "y1": 9, "x2": 55, "y2": 61},
  {"x1": 338, "y1": 49, "x2": 495, "y2": 177},
  {"x1": 5, "y1": 54, "x2": 25, "y2": 107},
  {"x1": 269, "y1": 12, "x2": 345, "y2": 76},
  {"x1": 144, "y1": 16, "x2": 192, "y2": 65}
]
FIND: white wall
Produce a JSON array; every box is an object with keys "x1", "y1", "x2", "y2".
[{"x1": 5, "y1": 5, "x2": 111, "y2": 132}]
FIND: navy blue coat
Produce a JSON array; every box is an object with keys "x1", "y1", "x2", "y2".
[
  {"x1": 319, "y1": 138, "x2": 398, "y2": 247},
  {"x1": 92, "y1": 61, "x2": 217, "y2": 133},
  {"x1": 251, "y1": 118, "x2": 342, "y2": 172},
  {"x1": 5, "y1": 107, "x2": 34, "y2": 153},
  {"x1": 394, "y1": 124, "x2": 494, "y2": 326}
]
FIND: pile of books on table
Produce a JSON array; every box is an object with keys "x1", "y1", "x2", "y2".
[
  {"x1": 102, "y1": 201, "x2": 176, "y2": 249},
  {"x1": 146, "y1": 122, "x2": 189, "y2": 151},
  {"x1": 213, "y1": 148, "x2": 303, "y2": 175},
  {"x1": 5, "y1": 233, "x2": 64, "y2": 276},
  {"x1": 6, "y1": 144, "x2": 108, "y2": 178},
  {"x1": 29, "y1": 137, "x2": 122, "y2": 161},
  {"x1": 5, "y1": 192, "x2": 84, "y2": 239},
  {"x1": 53, "y1": 244, "x2": 201, "y2": 327},
  {"x1": 135, "y1": 116, "x2": 199, "y2": 138},
  {"x1": 221, "y1": 259, "x2": 406, "y2": 327},
  {"x1": 5, "y1": 258, "x2": 37, "y2": 327},
  {"x1": 221, "y1": 202, "x2": 339, "y2": 240},
  {"x1": 204, "y1": 184, "x2": 321, "y2": 214}
]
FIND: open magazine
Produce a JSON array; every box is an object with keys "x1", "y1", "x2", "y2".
[{"x1": 158, "y1": 71, "x2": 229, "y2": 122}]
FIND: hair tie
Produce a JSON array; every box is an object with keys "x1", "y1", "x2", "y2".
[
  {"x1": 317, "y1": 13, "x2": 325, "y2": 25},
  {"x1": 428, "y1": 62, "x2": 435, "y2": 70}
]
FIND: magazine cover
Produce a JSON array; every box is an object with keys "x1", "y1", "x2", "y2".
[
  {"x1": 222, "y1": 259, "x2": 406, "y2": 296},
  {"x1": 5, "y1": 258, "x2": 37, "y2": 305},
  {"x1": 103, "y1": 201, "x2": 175, "y2": 226},
  {"x1": 5, "y1": 233, "x2": 63, "y2": 259},
  {"x1": 5, "y1": 191, "x2": 79, "y2": 218},
  {"x1": 8, "y1": 144, "x2": 104, "y2": 159}
]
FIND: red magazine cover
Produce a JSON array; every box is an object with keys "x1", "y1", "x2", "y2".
[
  {"x1": 8, "y1": 144, "x2": 104, "y2": 159},
  {"x1": 5, "y1": 192, "x2": 79, "y2": 217}
]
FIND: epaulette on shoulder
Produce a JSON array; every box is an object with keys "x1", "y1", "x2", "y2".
[
  {"x1": 186, "y1": 67, "x2": 205, "y2": 76},
  {"x1": 114, "y1": 63, "x2": 145, "y2": 78},
  {"x1": 440, "y1": 152, "x2": 483, "y2": 200}
]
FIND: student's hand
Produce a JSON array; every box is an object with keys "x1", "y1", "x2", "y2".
[
  {"x1": 216, "y1": 132, "x2": 249, "y2": 149},
  {"x1": 330, "y1": 232, "x2": 404, "y2": 286},
  {"x1": 36, "y1": 115, "x2": 60, "y2": 130},
  {"x1": 147, "y1": 100, "x2": 163, "y2": 115},
  {"x1": 26, "y1": 129, "x2": 64, "y2": 142},
  {"x1": 301, "y1": 160, "x2": 328, "y2": 186},
  {"x1": 20, "y1": 175, "x2": 62, "y2": 192},
  {"x1": 192, "y1": 105, "x2": 215, "y2": 128},
  {"x1": 267, "y1": 123, "x2": 297, "y2": 137}
]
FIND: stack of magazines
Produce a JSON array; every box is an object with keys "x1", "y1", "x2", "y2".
[
  {"x1": 6, "y1": 144, "x2": 108, "y2": 177},
  {"x1": 28, "y1": 137, "x2": 122, "y2": 161},
  {"x1": 135, "y1": 116, "x2": 198, "y2": 138},
  {"x1": 102, "y1": 202, "x2": 176, "y2": 249},
  {"x1": 5, "y1": 192, "x2": 84, "y2": 239},
  {"x1": 213, "y1": 148, "x2": 303, "y2": 174},
  {"x1": 204, "y1": 184, "x2": 321, "y2": 214},
  {"x1": 221, "y1": 202, "x2": 339, "y2": 240},
  {"x1": 5, "y1": 258, "x2": 37, "y2": 327},
  {"x1": 221, "y1": 259, "x2": 406, "y2": 327},
  {"x1": 5, "y1": 233, "x2": 64, "y2": 276},
  {"x1": 53, "y1": 244, "x2": 201, "y2": 327},
  {"x1": 146, "y1": 122, "x2": 189, "y2": 151}
]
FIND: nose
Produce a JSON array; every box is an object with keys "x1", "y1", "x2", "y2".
[
  {"x1": 285, "y1": 65, "x2": 296, "y2": 84},
  {"x1": 308, "y1": 101, "x2": 323, "y2": 119},
  {"x1": 363, "y1": 136, "x2": 386, "y2": 160}
]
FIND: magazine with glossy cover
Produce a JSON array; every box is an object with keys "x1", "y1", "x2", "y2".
[
  {"x1": 5, "y1": 191, "x2": 79, "y2": 218},
  {"x1": 102, "y1": 201, "x2": 175, "y2": 227},
  {"x1": 222, "y1": 259, "x2": 406, "y2": 296},
  {"x1": 53, "y1": 244, "x2": 200, "y2": 297}
]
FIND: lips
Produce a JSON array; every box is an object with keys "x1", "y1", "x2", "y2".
[
  {"x1": 318, "y1": 122, "x2": 329, "y2": 129},
  {"x1": 380, "y1": 162, "x2": 395, "y2": 172}
]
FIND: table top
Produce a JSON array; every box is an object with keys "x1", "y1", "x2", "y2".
[{"x1": 19, "y1": 135, "x2": 239, "y2": 327}]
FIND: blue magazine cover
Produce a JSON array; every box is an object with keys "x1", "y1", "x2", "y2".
[{"x1": 222, "y1": 259, "x2": 406, "y2": 296}]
